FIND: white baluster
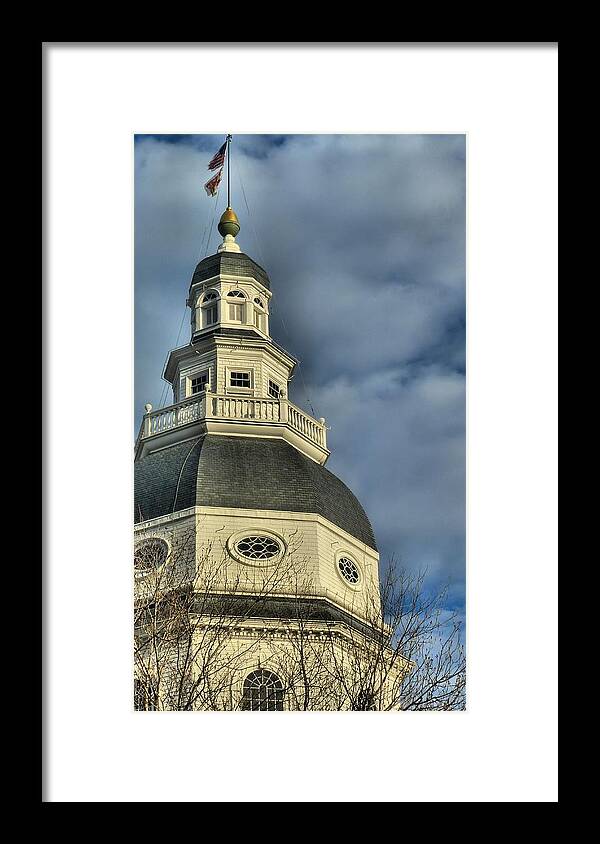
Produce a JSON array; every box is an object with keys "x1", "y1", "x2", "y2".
[{"x1": 143, "y1": 404, "x2": 152, "y2": 437}]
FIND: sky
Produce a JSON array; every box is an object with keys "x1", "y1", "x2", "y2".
[{"x1": 134, "y1": 134, "x2": 465, "y2": 611}]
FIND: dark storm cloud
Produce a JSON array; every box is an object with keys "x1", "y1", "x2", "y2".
[{"x1": 135, "y1": 134, "x2": 465, "y2": 605}]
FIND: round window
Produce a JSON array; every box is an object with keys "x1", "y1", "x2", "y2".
[
  {"x1": 338, "y1": 557, "x2": 360, "y2": 585},
  {"x1": 134, "y1": 538, "x2": 169, "y2": 574},
  {"x1": 235, "y1": 535, "x2": 281, "y2": 560}
]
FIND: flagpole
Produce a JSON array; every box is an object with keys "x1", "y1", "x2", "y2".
[{"x1": 227, "y1": 134, "x2": 232, "y2": 208}]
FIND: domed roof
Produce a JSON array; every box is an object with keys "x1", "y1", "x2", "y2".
[
  {"x1": 190, "y1": 252, "x2": 271, "y2": 291},
  {"x1": 134, "y1": 435, "x2": 377, "y2": 550}
]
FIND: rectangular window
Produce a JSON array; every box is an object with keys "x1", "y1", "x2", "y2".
[
  {"x1": 190, "y1": 372, "x2": 209, "y2": 395},
  {"x1": 230, "y1": 371, "x2": 251, "y2": 389},
  {"x1": 204, "y1": 305, "x2": 218, "y2": 327},
  {"x1": 228, "y1": 303, "x2": 244, "y2": 322},
  {"x1": 268, "y1": 379, "x2": 281, "y2": 399}
]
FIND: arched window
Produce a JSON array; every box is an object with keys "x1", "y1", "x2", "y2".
[
  {"x1": 198, "y1": 290, "x2": 219, "y2": 329},
  {"x1": 226, "y1": 290, "x2": 246, "y2": 322},
  {"x1": 240, "y1": 669, "x2": 284, "y2": 711}
]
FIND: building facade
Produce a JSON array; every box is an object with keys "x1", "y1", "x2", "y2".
[{"x1": 134, "y1": 208, "x2": 400, "y2": 710}]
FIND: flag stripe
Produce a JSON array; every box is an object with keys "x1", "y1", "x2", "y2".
[
  {"x1": 204, "y1": 167, "x2": 223, "y2": 196},
  {"x1": 208, "y1": 142, "x2": 227, "y2": 171}
]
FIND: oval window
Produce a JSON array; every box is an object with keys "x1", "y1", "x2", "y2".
[
  {"x1": 338, "y1": 556, "x2": 360, "y2": 585},
  {"x1": 235, "y1": 535, "x2": 281, "y2": 560}
]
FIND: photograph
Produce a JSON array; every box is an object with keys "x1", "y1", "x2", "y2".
[
  {"x1": 44, "y1": 43, "x2": 557, "y2": 803},
  {"x1": 134, "y1": 134, "x2": 466, "y2": 711}
]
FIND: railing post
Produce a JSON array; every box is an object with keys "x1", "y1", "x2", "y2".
[
  {"x1": 143, "y1": 403, "x2": 153, "y2": 437},
  {"x1": 204, "y1": 384, "x2": 212, "y2": 419},
  {"x1": 319, "y1": 417, "x2": 327, "y2": 449},
  {"x1": 279, "y1": 390, "x2": 288, "y2": 423}
]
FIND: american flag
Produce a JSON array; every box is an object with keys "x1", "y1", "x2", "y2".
[
  {"x1": 207, "y1": 141, "x2": 226, "y2": 171},
  {"x1": 204, "y1": 167, "x2": 223, "y2": 196}
]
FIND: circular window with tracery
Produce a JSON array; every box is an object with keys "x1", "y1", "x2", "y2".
[
  {"x1": 338, "y1": 556, "x2": 360, "y2": 584},
  {"x1": 134, "y1": 538, "x2": 169, "y2": 575},
  {"x1": 235, "y1": 535, "x2": 281, "y2": 560}
]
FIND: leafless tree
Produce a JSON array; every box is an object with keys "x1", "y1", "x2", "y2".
[
  {"x1": 134, "y1": 530, "x2": 465, "y2": 711},
  {"x1": 259, "y1": 559, "x2": 465, "y2": 711},
  {"x1": 322, "y1": 560, "x2": 465, "y2": 711},
  {"x1": 134, "y1": 525, "x2": 311, "y2": 711}
]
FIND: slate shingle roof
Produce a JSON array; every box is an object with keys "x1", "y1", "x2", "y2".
[
  {"x1": 134, "y1": 435, "x2": 377, "y2": 550},
  {"x1": 190, "y1": 252, "x2": 271, "y2": 291}
]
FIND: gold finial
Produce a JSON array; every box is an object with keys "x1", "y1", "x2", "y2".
[{"x1": 218, "y1": 207, "x2": 240, "y2": 238}]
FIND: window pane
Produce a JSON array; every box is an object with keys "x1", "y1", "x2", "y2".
[
  {"x1": 230, "y1": 371, "x2": 250, "y2": 388},
  {"x1": 253, "y1": 310, "x2": 266, "y2": 332},
  {"x1": 240, "y1": 670, "x2": 284, "y2": 711},
  {"x1": 191, "y1": 373, "x2": 208, "y2": 394},
  {"x1": 203, "y1": 305, "x2": 218, "y2": 327},
  {"x1": 228, "y1": 303, "x2": 243, "y2": 321}
]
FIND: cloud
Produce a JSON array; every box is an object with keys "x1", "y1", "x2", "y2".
[{"x1": 134, "y1": 134, "x2": 465, "y2": 604}]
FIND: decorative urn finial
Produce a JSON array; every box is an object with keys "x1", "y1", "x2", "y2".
[
  {"x1": 217, "y1": 206, "x2": 242, "y2": 253},
  {"x1": 218, "y1": 207, "x2": 240, "y2": 238}
]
